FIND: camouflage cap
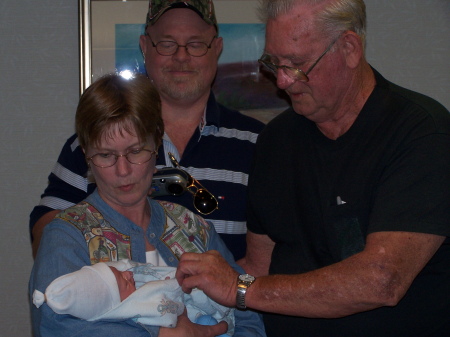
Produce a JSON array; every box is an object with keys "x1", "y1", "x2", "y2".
[{"x1": 146, "y1": 0, "x2": 217, "y2": 29}]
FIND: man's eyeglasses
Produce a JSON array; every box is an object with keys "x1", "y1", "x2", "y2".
[
  {"x1": 147, "y1": 35, "x2": 217, "y2": 57},
  {"x1": 86, "y1": 149, "x2": 157, "y2": 168},
  {"x1": 258, "y1": 34, "x2": 341, "y2": 82},
  {"x1": 168, "y1": 152, "x2": 218, "y2": 215}
]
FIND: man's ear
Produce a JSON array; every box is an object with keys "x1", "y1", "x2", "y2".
[
  {"x1": 214, "y1": 36, "x2": 223, "y2": 58},
  {"x1": 340, "y1": 31, "x2": 363, "y2": 69},
  {"x1": 139, "y1": 34, "x2": 150, "y2": 59}
]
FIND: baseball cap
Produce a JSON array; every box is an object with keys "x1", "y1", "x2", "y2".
[{"x1": 146, "y1": 0, "x2": 218, "y2": 30}]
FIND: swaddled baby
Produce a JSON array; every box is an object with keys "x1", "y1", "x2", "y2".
[{"x1": 33, "y1": 259, "x2": 233, "y2": 336}]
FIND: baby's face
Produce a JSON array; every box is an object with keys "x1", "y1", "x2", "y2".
[{"x1": 110, "y1": 266, "x2": 136, "y2": 301}]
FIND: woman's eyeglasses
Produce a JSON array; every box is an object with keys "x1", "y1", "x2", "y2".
[
  {"x1": 86, "y1": 149, "x2": 157, "y2": 168},
  {"x1": 168, "y1": 152, "x2": 218, "y2": 215}
]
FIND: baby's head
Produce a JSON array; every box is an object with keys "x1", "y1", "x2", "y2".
[
  {"x1": 109, "y1": 266, "x2": 136, "y2": 301},
  {"x1": 37, "y1": 262, "x2": 135, "y2": 320}
]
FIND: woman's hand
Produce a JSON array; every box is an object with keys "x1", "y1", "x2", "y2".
[{"x1": 158, "y1": 309, "x2": 228, "y2": 337}]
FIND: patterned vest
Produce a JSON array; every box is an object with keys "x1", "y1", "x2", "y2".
[{"x1": 56, "y1": 200, "x2": 211, "y2": 265}]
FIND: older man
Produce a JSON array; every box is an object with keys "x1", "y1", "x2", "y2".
[
  {"x1": 176, "y1": 1, "x2": 450, "y2": 336},
  {"x1": 30, "y1": 0, "x2": 264, "y2": 260}
]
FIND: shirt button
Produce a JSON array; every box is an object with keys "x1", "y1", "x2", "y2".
[{"x1": 149, "y1": 233, "x2": 155, "y2": 238}]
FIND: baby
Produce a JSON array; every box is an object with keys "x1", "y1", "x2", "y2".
[{"x1": 33, "y1": 260, "x2": 233, "y2": 336}]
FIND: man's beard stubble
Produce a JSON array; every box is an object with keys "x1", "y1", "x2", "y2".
[{"x1": 158, "y1": 72, "x2": 207, "y2": 101}]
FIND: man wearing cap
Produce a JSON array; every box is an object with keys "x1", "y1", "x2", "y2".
[{"x1": 29, "y1": 0, "x2": 264, "y2": 261}]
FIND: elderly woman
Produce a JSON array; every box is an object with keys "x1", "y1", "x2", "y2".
[{"x1": 29, "y1": 74, "x2": 265, "y2": 337}]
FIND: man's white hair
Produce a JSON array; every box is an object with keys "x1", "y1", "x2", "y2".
[{"x1": 258, "y1": 0, "x2": 367, "y2": 50}]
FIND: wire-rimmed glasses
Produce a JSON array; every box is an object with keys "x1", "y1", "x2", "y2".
[
  {"x1": 147, "y1": 35, "x2": 217, "y2": 57},
  {"x1": 86, "y1": 149, "x2": 157, "y2": 168},
  {"x1": 168, "y1": 152, "x2": 218, "y2": 215},
  {"x1": 258, "y1": 34, "x2": 341, "y2": 82}
]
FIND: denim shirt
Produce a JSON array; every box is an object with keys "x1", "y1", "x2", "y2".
[{"x1": 30, "y1": 190, "x2": 266, "y2": 337}]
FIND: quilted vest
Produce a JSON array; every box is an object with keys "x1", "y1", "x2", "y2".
[{"x1": 56, "y1": 200, "x2": 211, "y2": 265}]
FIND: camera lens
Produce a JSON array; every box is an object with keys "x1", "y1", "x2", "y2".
[{"x1": 167, "y1": 183, "x2": 184, "y2": 196}]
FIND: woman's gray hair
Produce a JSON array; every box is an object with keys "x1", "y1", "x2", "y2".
[{"x1": 259, "y1": 0, "x2": 367, "y2": 50}]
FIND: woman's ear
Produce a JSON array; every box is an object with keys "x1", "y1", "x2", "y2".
[
  {"x1": 82, "y1": 148, "x2": 89, "y2": 167},
  {"x1": 340, "y1": 31, "x2": 363, "y2": 69}
]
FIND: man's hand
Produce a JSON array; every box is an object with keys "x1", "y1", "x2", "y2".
[
  {"x1": 175, "y1": 250, "x2": 239, "y2": 307},
  {"x1": 159, "y1": 309, "x2": 228, "y2": 337}
]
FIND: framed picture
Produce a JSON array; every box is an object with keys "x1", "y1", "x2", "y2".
[{"x1": 80, "y1": 0, "x2": 289, "y2": 123}]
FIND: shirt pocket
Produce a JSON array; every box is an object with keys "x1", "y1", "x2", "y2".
[{"x1": 324, "y1": 201, "x2": 365, "y2": 262}]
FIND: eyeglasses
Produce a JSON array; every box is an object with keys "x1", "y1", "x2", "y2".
[
  {"x1": 147, "y1": 35, "x2": 217, "y2": 57},
  {"x1": 258, "y1": 34, "x2": 341, "y2": 82},
  {"x1": 86, "y1": 149, "x2": 157, "y2": 168},
  {"x1": 168, "y1": 152, "x2": 218, "y2": 215}
]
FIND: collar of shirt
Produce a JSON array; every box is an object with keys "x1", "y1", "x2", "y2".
[{"x1": 203, "y1": 91, "x2": 221, "y2": 128}]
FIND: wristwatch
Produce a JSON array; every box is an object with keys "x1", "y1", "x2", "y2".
[{"x1": 236, "y1": 274, "x2": 256, "y2": 310}]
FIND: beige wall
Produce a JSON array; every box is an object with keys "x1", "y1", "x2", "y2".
[{"x1": 0, "y1": 0, "x2": 448, "y2": 335}]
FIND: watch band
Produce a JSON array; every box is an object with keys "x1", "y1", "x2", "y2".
[{"x1": 236, "y1": 274, "x2": 256, "y2": 310}]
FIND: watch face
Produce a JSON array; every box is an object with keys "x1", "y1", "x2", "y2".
[{"x1": 239, "y1": 274, "x2": 255, "y2": 282}]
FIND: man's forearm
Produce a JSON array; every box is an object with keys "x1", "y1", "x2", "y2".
[
  {"x1": 244, "y1": 232, "x2": 445, "y2": 318},
  {"x1": 245, "y1": 264, "x2": 382, "y2": 318},
  {"x1": 32, "y1": 209, "x2": 61, "y2": 258},
  {"x1": 237, "y1": 231, "x2": 273, "y2": 277}
]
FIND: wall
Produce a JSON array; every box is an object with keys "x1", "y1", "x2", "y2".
[
  {"x1": 0, "y1": 0, "x2": 448, "y2": 335},
  {"x1": 0, "y1": 0, "x2": 79, "y2": 335}
]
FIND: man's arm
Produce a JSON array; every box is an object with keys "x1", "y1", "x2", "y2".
[
  {"x1": 177, "y1": 231, "x2": 445, "y2": 318},
  {"x1": 30, "y1": 134, "x2": 90, "y2": 256},
  {"x1": 237, "y1": 231, "x2": 274, "y2": 276},
  {"x1": 246, "y1": 231, "x2": 445, "y2": 318},
  {"x1": 32, "y1": 210, "x2": 60, "y2": 258},
  {"x1": 202, "y1": 219, "x2": 267, "y2": 337}
]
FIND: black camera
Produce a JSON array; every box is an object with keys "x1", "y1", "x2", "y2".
[{"x1": 151, "y1": 168, "x2": 190, "y2": 197}]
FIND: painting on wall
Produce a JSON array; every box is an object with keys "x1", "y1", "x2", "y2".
[{"x1": 80, "y1": 0, "x2": 289, "y2": 123}]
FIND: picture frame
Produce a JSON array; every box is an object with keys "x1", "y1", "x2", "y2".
[{"x1": 79, "y1": 0, "x2": 289, "y2": 123}]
